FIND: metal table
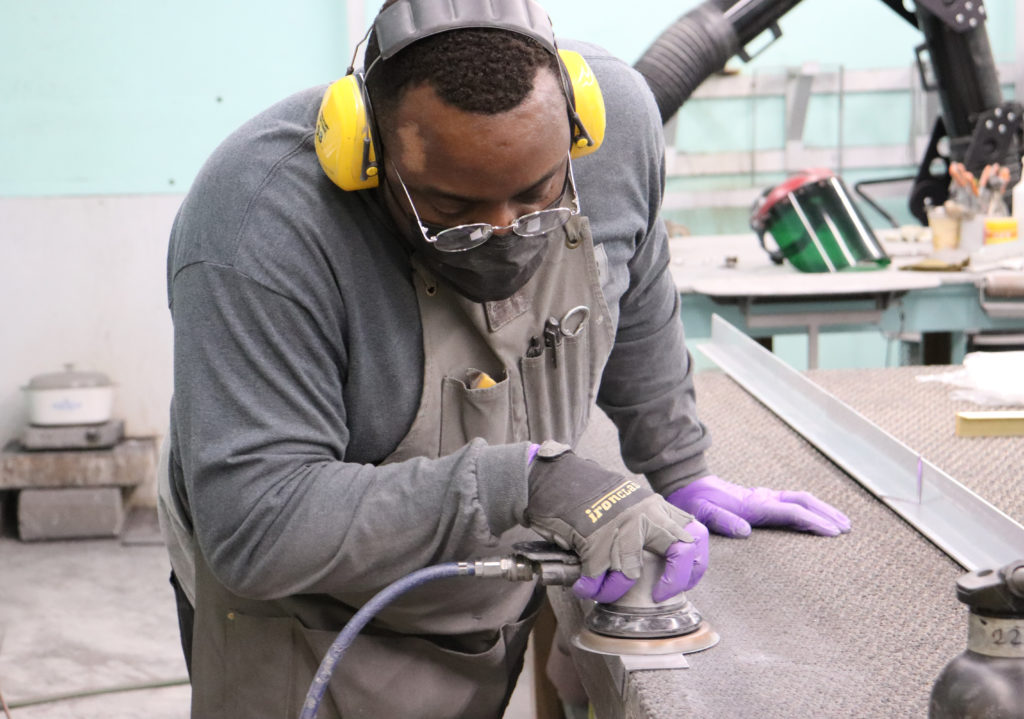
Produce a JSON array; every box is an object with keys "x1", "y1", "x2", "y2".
[{"x1": 669, "y1": 234, "x2": 1024, "y2": 366}]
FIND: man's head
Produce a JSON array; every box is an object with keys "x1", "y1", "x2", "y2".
[
  {"x1": 313, "y1": 0, "x2": 602, "y2": 300},
  {"x1": 369, "y1": 28, "x2": 571, "y2": 240},
  {"x1": 358, "y1": 2, "x2": 585, "y2": 301},
  {"x1": 365, "y1": 12, "x2": 572, "y2": 235},
  {"x1": 365, "y1": 22, "x2": 562, "y2": 126},
  {"x1": 314, "y1": 0, "x2": 604, "y2": 194}
]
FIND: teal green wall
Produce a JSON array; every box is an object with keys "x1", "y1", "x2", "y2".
[
  {"x1": 0, "y1": 0, "x2": 1016, "y2": 197},
  {"x1": 0, "y1": 0, "x2": 348, "y2": 196}
]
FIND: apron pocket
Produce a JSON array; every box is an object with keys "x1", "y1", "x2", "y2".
[
  {"x1": 290, "y1": 604, "x2": 540, "y2": 719},
  {"x1": 520, "y1": 325, "x2": 592, "y2": 445},
  {"x1": 224, "y1": 611, "x2": 300, "y2": 718},
  {"x1": 439, "y1": 368, "x2": 514, "y2": 455}
]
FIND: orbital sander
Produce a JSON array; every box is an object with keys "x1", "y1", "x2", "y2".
[
  {"x1": 303, "y1": 542, "x2": 718, "y2": 717},
  {"x1": 513, "y1": 543, "x2": 719, "y2": 657}
]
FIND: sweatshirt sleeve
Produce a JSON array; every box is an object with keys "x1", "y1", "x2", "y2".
[
  {"x1": 170, "y1": 260, "x2": 530, "y2": 600},
  {"x1": 591, "y1": 55, "x2": 712, "y2": 494}
]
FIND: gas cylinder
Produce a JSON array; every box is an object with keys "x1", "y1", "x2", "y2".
[{"x1": 929, "y1": 559, "x2": 1024, "y2": 718}]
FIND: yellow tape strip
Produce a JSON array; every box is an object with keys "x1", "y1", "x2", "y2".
[{"x1": 955, "y1": 410, "x2": 1024, "y2": 437}]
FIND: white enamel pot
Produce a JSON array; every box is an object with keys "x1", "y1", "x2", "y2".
[{"x1": 23, "y1": 364, "x2": 115, "y2": 426}]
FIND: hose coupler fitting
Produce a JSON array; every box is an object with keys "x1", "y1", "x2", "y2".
[
  {"x1": 466, "y1": 542, "x2": 583, "y2": 586},
  {"x1": 467, "y1": 557, "x2": 535, "y2": 581}
]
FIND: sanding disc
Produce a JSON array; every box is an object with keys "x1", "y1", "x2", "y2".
[
  {"x1": 573, "y1": 621, "x2": 720, "y2": 656},
  {"x1": 585, "y1": 596, "x2": 703, "y2": 639}
]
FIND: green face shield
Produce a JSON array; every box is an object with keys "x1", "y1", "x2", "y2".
[{"x1": 751, "y1": 169, "x2": 890, "y2": 273}]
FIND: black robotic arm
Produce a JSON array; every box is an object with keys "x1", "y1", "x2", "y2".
[{"x1": 634, "y1": 0, "x2": 1022, "y2": 223}]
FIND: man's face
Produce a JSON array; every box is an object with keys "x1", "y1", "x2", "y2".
[{"x1": 381, "y1": 67, "x2": 571, "y2": 239}]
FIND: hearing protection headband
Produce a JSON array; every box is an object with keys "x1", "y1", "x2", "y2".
[
  {"x1": 373, "y1": 0, "x2": 556, "y2": 63},
  {"x1": 314, "y1": 0, "x2": 606, "y2": 191}
]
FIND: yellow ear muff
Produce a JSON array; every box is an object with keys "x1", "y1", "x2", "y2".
[
  {"x1": 559, "y1": 49, "x2": 605, "y2": 159},
  {"x1": 315, "y1": 51, "x2": 605, "y2": 191},
  {"x1": 315, "y1": 74, "x2": 380, "y2": 191}
]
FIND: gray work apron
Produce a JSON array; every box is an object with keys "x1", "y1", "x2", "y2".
[{"x1": 189, "y1": 217, "x2": 614, "y2": 719}]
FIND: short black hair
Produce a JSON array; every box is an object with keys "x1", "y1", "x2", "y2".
[{"x1": 364, "y1": 17, "x2": 561, "y2": 135}]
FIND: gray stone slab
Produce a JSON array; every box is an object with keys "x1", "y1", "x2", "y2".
[
  {"x1": 562, "y1": 368, "x2": 986, "y2": 719},
  {"x1": 18, "y1": 486, "x2": 125, "y2": 541},
  {"x1": 0, "y1": 438, "x2": 157, "y2": 490}
]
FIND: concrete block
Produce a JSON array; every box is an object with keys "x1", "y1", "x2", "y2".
[
  {"x1": 18, "y1": 486, "x2": 125, "y2": 541},
  {"x1": 0, "y1": 438, "x2": 157, "y2": 490}
]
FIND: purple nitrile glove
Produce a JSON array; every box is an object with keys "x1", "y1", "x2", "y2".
[
  {"x1": 666, "y1": 475, "x2": 851, "y2": 538},
  {"x1": 526, "y1": 442, "x2": 704, "y2": 606},
  {"x1": 572, "y1": 570, "x2": 635, "y2": 603},
  {"x1": 572, "y1": 520, "x2": 709, "y2": 603}
]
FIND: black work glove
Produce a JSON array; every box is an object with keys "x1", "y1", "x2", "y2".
[{"x1": 525, "y1": 442, "x2": 709, "y2": 603}]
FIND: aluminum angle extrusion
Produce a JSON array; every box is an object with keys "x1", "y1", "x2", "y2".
[{"x1": 697, "y1": 313, "x2": 1024, "y2": 572}]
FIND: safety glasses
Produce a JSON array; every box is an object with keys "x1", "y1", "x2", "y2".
[{"x1": 390, "y1": 153, "x2": 581, "y2": 253}]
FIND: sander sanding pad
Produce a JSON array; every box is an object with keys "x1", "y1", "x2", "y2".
[{"x1": 572, "y1": 621, "x2": 720, "y2": 657}]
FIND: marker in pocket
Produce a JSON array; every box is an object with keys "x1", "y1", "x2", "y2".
[
  {"x1": 470, "y1": 371, "x2": 497, "y2": 389},
  {"x1": 526, "y1": 336, "x2": 543, "y2": 358},
  {"x1": 543, "y1": 318, "x2": 562, "y2": 366}
]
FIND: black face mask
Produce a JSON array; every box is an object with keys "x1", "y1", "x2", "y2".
[
  {"x1": 382, "y1": 177, "x2": 556, "y2": 303},
  {"x1": 411, "y1": 226, "x2": 552, "y2": 303}
]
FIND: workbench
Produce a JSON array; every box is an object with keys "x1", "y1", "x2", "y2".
[
  {"x1": 669, "y1": 233, "x2": 1024, "y2": 367},
  {"x1": 561, "y1": 364, "x2": 1023, "y2": 718}
]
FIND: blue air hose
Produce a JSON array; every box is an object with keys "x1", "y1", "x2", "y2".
[{"x1": 298, "y1": 562, "x2": 473, "y2": 719}]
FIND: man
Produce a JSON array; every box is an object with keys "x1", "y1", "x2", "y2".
[{"x1": 159, "y1": 1, "x2": 850, "y2": 717}]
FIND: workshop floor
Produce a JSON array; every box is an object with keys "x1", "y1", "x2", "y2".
[{"x1": 0, "y1": 510, "x2": 538, "y2": 719}]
